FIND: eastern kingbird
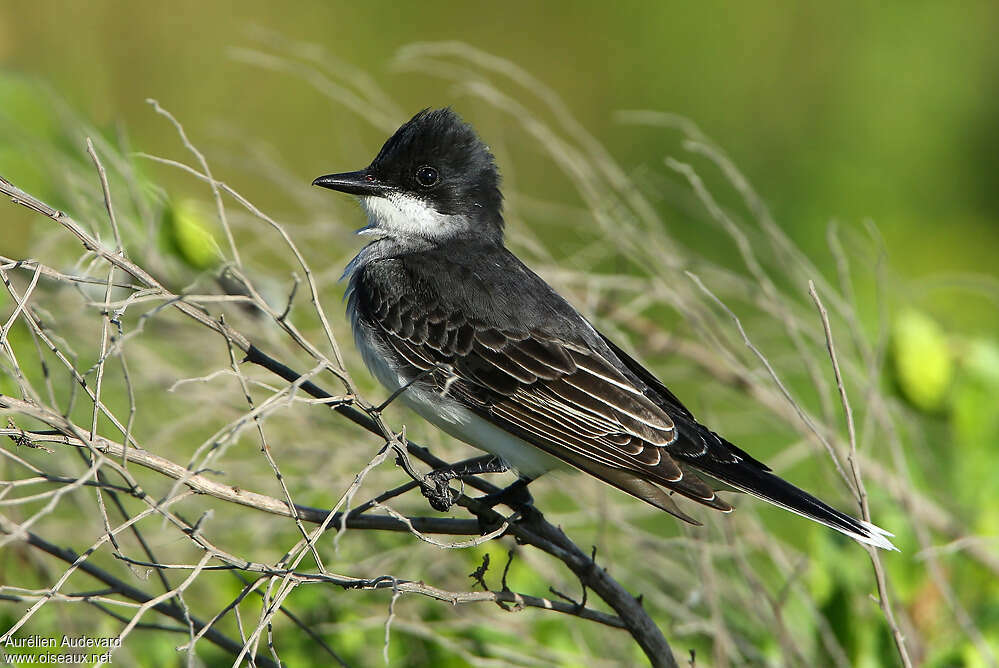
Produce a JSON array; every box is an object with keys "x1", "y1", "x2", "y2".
[{"x1": 313, "y1": 108, "x2": 896, "y2": 550}]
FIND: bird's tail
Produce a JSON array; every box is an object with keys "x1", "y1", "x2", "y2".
[{"x1": 690, "y1": 454, "x2": 898, "y2": 551}]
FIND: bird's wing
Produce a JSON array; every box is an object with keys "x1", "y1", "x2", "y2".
[{"x1": 354, "y1": 264, "x2": 731, "y2": 517}]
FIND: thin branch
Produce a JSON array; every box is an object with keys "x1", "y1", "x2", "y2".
[
  {"x1": 686, "y1": 270, "x2": 854, "y2": 489},
  {"x1": 0, "y1": 423, "x2": 478, "y2": 536},
  {"x1": 85, "y1": 138, "x2": 123, "y2": 251},
  {"x1": 0, "y1": 516, "x2": 278, "y2": 668},
  {"x1": 808, "y1": 281, "x2": 911, "y2": 668}
]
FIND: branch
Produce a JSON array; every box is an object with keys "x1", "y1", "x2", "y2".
[
  {"x1": 809, "y1": 282, "x2": 912, "y2": 668},
  {"x1": 0, "y1": 421, "x2": 479, "y2": 536},
  {"x1": 0, "y1": 515, "x2": 278, "y2": 668}
]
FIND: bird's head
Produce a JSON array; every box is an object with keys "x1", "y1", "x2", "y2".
[{"x1": 313, "y1": 108, "x2": 503, "y2": 244}]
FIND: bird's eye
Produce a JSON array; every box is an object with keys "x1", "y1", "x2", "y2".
[{"x1": 415, "y1": 166, "x2": 439, "y2": 188}]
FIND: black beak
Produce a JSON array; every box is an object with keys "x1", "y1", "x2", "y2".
[{"x1": 312, "y1": 170, "x2": 393, "y2": 197}]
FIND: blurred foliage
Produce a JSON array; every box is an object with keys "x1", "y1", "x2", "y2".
[
  {"x1": 1, "y1": 3, "x2": 998, "y2": 667},
  {"x1": 891, "y1": 309, "x2": 954, "y2": 413},
  {"x1": 0, "y1": 74, "x2": 62, "y2": 205}
]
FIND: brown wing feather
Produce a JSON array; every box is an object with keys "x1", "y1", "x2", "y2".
[{"x1": 366, "y1": 287, "x2": 688, "y2": 482}]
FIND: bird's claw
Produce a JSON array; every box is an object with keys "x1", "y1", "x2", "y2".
[{"x1": 421, "y1": 471, "x2": 457, "y2": 512}]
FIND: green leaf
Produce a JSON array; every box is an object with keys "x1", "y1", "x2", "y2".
[
  {"x1": 163, "y1": 199, "x2": 221, "y2": 270},
  {"x1": 890, "y1": 309, "x2": 953, "y2": 412}
]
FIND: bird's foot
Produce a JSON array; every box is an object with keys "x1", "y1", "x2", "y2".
[
  {"x1": 421, "y1": 470, "x2": 459, "y2": 512},
  {"x1": 420, "y1": 456, "x2": 509, "y2": 513}
]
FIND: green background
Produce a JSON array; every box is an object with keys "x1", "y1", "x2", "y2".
[{"x1": 3, "y1": 0, "x2": 998, "y2": 330}]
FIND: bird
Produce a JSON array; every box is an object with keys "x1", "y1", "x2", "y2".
[{"x1": 312, "y1": 108, "x2": 897, "y2": 550}]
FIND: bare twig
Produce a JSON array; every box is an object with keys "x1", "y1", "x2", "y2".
[
  {"x1": 145, "y1": 99, "x2": 240, "y2": 267},
  {"x1": 809, "y1": 281, "x2": 912, "y2": 668},
  {"x1": 0, "y1": 516, "x2": 279, "y2": 668}
]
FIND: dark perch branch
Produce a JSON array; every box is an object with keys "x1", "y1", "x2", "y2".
[{"x1": 0, "y1": 175, "x2": 678, "y2": 667}]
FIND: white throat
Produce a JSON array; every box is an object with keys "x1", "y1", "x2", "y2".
[{"x1": 359, "y1": 194, "x2": 465, "y2": 240}]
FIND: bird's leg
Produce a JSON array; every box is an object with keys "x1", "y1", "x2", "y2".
[{"x1": 421, "y1": 455, "x2": 509, "y2": 512}]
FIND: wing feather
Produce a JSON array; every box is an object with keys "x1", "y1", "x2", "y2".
[{"x1": 357, "y1": 281, "x2": 690, "y2": 489}]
